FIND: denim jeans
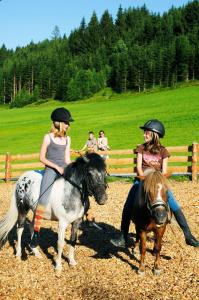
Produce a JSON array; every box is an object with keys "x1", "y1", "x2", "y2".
[{"x1": 167, "y1": 190, "x2": 180, "y2": 212}]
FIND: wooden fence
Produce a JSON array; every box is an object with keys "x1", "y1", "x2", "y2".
[{"x1": 0, "y1": 143, "x2": 198, "y2": 182}]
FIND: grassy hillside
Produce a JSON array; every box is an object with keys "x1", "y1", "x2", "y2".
[{"x1": 0, "y1": 85, "x2": 199, "y2": 155}]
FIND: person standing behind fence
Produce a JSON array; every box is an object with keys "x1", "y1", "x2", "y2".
[
  {"x1": 97, "y1": 130, "x2": 110, "y2": 151},
  {"x1": 81, "y1": 131, "x2": 98, "y2": 152},
  {"x1": 29, "y1": 107, "x2": 74, "y2": 251}
]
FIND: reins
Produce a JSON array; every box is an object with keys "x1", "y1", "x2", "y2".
[
  {"x1": 64, "y1": 176, "x2": 83, "y2": 194},
  {"x1": 30, "y1": 173, "x2": 84, "y2": 209},
  {"x1": 64, "y1": 175, "x2": 89, "y2": 205},
  {"x1": 26, "y1": 176, "x2": 58, "y2": 209}
]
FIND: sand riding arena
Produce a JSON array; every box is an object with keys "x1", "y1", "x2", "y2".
[{"x1": 0, "y1": 180, "x2": 198, "y2": 300}]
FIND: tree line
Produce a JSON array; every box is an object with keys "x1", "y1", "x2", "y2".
[{"x1": 0, "y1": 1, "x2": 199, "y2": 107}]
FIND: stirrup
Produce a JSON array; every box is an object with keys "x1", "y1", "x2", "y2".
[
  {"x1": 29, "y1": 231, "x2": 39, "y2": 249},
  {"x1": 110, "y1": 233, "x2": 126, "y2": 248}
]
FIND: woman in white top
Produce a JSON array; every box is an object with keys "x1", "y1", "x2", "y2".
[{"x1": 97, "y1": 130, "x2": 110, "y2": 151}]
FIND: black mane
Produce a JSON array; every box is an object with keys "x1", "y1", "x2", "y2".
[{"x1": 63, "y1": 152, "x2": 106, "y2": 184}]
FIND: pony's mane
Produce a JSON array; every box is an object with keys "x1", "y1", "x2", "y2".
[
  {"x1": 143, "y1": 169, "x2": 169, "y2": 198},
  {"x1": 83, "y1": 152, "x2": 106, "y2": 171},
  {"x1": 63, "y1": 152, "x2": 106, "y2": 184}
]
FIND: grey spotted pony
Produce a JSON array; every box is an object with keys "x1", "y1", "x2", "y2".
[{"x1": 0, "y1": 152, "x2": 107, "y2": 270}]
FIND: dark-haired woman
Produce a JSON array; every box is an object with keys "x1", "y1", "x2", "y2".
[{"x1": 111, "y1": 120, "x2": 199, "y2": 248}]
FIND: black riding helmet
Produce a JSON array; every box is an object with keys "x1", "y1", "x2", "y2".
[
  {"x1": 140, "y1": 119, "x2": 165, "y2": 138},
  {"x1": 51, "y1": 107, "x2": 74, "y2": 123}
]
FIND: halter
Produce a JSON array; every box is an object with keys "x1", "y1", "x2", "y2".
[
  {"x1": 145, "y1": 193, "x2": 169, "y2": 216},
  {"x1": 65, "y1": 171, "x2": 107, "y2": 205}
]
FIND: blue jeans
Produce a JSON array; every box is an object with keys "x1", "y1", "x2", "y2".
[
  {"x1": 167, "y1": 190, "x2": 180, "y2": 212},
  {"x1": 38, "y1": 167, "x2": 59, "y2": 206}
]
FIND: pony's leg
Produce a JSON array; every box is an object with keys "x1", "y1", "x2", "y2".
[
  {"x1": 133, "y1": 226, "x2": 140, "y2": 254},
  {"x1": 68, "y1": 218, "x2": 82, "y2": 266},
  {"x1": 16, "y1": 227, "x2": 24, "y2": 258},
  {"x1": 138, "y1": 230, "x2": 146, "y2": 275},
  {"x1": 29, "y1": 210, "x2": 37, "y2": 239},
  {"x1": 55, "y1": 220, "x2": 67, "y2": 271},
  {"x1": 153, "y1": 226, "x2": 166, "y2": 275},
  {"x1": 16, "y1": 213, "x2": 26, "y2": 258}
]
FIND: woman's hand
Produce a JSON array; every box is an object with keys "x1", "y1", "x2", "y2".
[{"x1": 56, "y1": 166, "x2": 64, "y2": 175}]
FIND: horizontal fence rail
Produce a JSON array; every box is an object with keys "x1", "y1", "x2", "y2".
[{"x1": 0, "y1": 143, "x2": 198, "y2": 182}]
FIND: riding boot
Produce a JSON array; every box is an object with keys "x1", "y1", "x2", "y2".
[
  {"x1": 110, "y1": 197, "x2": 131, "y2": 248},
  {"x1": 173, "y1": 209, "x2": 199, "y2": 247},
  {"x1": 110, "y1": 183, "x2": 139, "y2": 248}
]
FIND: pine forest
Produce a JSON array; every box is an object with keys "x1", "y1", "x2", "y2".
[{"x1": 0, "y1": 1, "x2": 199, "y2": 107}]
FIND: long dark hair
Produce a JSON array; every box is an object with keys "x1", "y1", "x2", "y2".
[{"x1": 144, "y1": 131, "x2": 162, "y2": 154}]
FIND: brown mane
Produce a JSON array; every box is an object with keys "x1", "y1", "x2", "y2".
[{"x1": 143, "y1": 169, "x2": 169, "y2": 200}]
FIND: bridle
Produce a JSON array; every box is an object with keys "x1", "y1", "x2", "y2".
[
  {"x1": 145, "y1": 193, "x2": 169, "y2": 217},
  {"x1": 65, "y1": 169, "x2": 107, "y2": 205}
]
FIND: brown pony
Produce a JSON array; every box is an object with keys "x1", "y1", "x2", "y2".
[{"x1": 131, "y1": 169, "x2": 170, "y2": 275}]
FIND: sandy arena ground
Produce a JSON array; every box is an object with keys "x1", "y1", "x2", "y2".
[{"x1": 0, "y1": 180, "x2": 198, "y2": 300}]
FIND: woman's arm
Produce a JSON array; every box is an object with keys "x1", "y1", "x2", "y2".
[
  {"x1": 136, "y1": 153, "x2": 144, "y2": 176},
  {"x1": 81, "y1": 140, "x2": 88, "y2": 151},
  {"x1": 162, "y1": 157, "x2": 168, "y2": 175},
  {"x1": 39, "y1": 134, "x2": 64, "y2": 174},
  {"x1": 65, "y1": 136, "x2": 71, "y2": 164}
]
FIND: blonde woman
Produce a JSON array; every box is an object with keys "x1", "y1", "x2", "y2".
[{"x1": 30, "y1": 107, "x2": 73, "y2": 250}]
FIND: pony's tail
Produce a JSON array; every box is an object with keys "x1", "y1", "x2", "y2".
[{"x1": 0, "y1": 191, "x2": 18, "y2": 248}]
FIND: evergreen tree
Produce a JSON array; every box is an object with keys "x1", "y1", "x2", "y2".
[{"x1": 0, "y1": 1, "x2": 198, "y2": 105}]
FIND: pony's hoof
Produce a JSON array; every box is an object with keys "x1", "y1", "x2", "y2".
[
  {"x1": 15, "y1": 255, "x2": 21, "y2": 260},
  {"x1": 133, "y1": 247, "x2": 140, "y2": 255},
  {"x1": 55, "y1": 264, "x2": 62, "y2": 272},
  {"x1": 68, "y1": 259, "x2": 77, "y2": 267},
  {"x1": 153, "y1": 268, "x2": 162, "y2": 276},
  {"x1": 137, "y1": 269, "x2": 145, "y2": 276},
  {"x1": 54, "y1": 265, "x2": 62, "y2": 276},
  {"x1": 31, "y1": 247, "x2": 42, "y2": 258},
  {"x1": 15, "y1": 252, "x2": 21, "y2": 259}
]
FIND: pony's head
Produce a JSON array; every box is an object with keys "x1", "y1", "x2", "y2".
[
  {"x1": 143, "y1": 169, "x2": 169, "y2": 226},
  {"x1": 64, "y1": 152, "x2": 107, "y2": 205}
]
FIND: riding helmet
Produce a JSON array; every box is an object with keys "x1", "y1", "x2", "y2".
[
  {"x1": 51, "y1": 107, "x2": 74, "y2": 123},
  {"x1": 140, "y1": 119, "x2": 165, "y2": 138}
]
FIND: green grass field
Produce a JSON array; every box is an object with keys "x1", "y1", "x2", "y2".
[{"x1": 0, "y1": 85, "x2": 199, "y2": 155}]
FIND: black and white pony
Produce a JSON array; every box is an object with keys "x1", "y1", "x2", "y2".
[{"x1": 0, "y1": 152, "x2": 107, "y2": 270}]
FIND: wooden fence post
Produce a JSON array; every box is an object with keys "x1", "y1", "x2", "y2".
[
  {"x1": 192, "y1": 142, "x2": 198, "y2": 182},
  {"x1": 5, "y1": 152, "x2": 11, "y2": 182}
]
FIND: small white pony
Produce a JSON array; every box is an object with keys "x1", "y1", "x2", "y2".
[{"x1": 0, "y1": 152, "x2": 107, "y2": 270}]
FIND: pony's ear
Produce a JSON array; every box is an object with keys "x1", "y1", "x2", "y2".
[
  {"x1": 82, "y1": 155, "x2": 90, "y2": 163},
  {"x1": 137, "y1": 175, "x2": 145, "y2": 181}
]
